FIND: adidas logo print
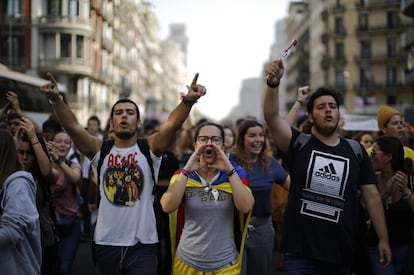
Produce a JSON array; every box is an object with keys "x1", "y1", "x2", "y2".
[{"x1": 314, "y1": 163, "x2": 340, "y2": 181}]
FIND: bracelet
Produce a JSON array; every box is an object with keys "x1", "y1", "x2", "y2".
[
  {"x1": 266, "y1": 80, "x2": 280, "y2": 88},
  {"x1": 31, "y1": 141, "x2": 40, "y2": 146},
  {"x1": 226, "y1": 168, "x2": 237, "y2": 177},
  {"x1": 403, "y1": 189, "x2": 412, "y2": 200},
  {"x1": 48, "y1": 95, "x2": 63, "y2": 105},
  {"x1": 296, "y1": 99, "x2": 304, "y2": 105},
  {"x1": 181, "y1": 169, "x2": 191, "y2": 177},
  {"x1": 181, "y1": 95, "x2": 198, "y2": 107},
  {"x1": 53, "y1": 157, "x2": 63, "y2": 165}
]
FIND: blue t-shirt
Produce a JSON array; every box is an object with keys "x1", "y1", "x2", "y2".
[
  {"x1": 281, "y1": 128, "x2": 378, "y2": 265},
  {"x1": 248, "y1": 157, "x2": 288, "y2": 217}
]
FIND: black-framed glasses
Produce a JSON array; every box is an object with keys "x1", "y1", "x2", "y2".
[{"x1": 197, "y1": 136, "x2": 223, "y2": 145}]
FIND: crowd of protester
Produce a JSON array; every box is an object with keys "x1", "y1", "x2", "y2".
[{"x1": 0, "y1": 61, "x2": 414, "y2": 275}]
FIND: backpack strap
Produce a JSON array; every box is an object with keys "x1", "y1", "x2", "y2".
[
  {"x1": 293, "y1": 132, "x2": 362, "y2": 162},
  {"x1": 137, "y1": 137, "x2": 156, "y2": 194},
  {"x1": 345, "y1": 138, "x2": 363, "y2": 162},
  {"x1": 293, "y1": 132, "x2": 311, "y2": 151},
  {"x1": 96, "y1": 139, "x2": 115, "y2": 198}
]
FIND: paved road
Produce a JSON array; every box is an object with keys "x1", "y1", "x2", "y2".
[{"x1": 72, "y1": 240, "x2": 284, "y2": 275}]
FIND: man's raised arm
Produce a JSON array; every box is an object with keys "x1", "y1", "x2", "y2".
[
  {"x1": 40, "y1": 73, "x2": 101, "y2": 159},
  {"x1": 149, "y1": 73, "x2": 206, "y2": 156},
  {"x1": 263, "y1": 60, "x2": 292, "y2": 153}
]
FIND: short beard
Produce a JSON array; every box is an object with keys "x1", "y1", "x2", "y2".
[
  {"x1": 115, "y1": 130, "x2": 136, "y2": 140},
  {"x1": 313, "y1": 121, "x2": 338, "y2": 137}
]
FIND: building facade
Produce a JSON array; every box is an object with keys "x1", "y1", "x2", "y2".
[
  {"x1": 282, "y1": 0, "x2": 414, "y2": 117},
  {"x1": 0, "y1": 0, "x2": 188, "y2": 126}
]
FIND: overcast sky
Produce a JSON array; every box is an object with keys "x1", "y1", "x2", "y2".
[{"x1": 150, "y1": 0, "x2": 289, "y2": 121}]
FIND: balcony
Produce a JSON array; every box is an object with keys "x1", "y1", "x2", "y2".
[
  {"x1": 37, "y1": 57, "x2": 92, "y2": 76},
  {"x1": 0, "y1": 15, "x2": 31, "y2": 26},
  {"x1": 355, "y1": 0, "x2": 400, "y2": 10},
  {"x1": 355, "y1": 23, "x2": 407, "y2": 36},
  {"x1": 38, "y1": 16, "x2": 92, "y2": 35},
  {"x1": 332, "y1": 4, "x2": 345, "y2": 13},
  {"x1": 332, "y1": 29, "x2": 347, "y2": 39},
  {"x1": 354, "y1": 54, "x2": 405, "y2": 65},
  {"x1": 321, "y1": 32, "x2": 329, "y2": 44},
  {"x1": 0, "y1": 57, "x2": 29, "y2": 70},
  {"x1": 320, "y1": 55, "x2": 347, "y2": 69}
]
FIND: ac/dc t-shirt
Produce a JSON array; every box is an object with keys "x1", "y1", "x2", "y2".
[{"x1": 92, "y1": 143, "x2": 161, "y2": 246}]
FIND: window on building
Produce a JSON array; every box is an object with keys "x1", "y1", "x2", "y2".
[
  {"x1": 6, "y1": 0, "x2": 21, "y2": 15},
  {"x1": 335, "y1": 69, "x2": 345, "y2": 90},
  {"x1": 69, "y1": 0, "x2": 79, "y2": 16},
  {"x1": 335, "y1": 17, "x2": 344, "y2": 34},
  {"x1": 335, "y1": 42, "x2": 344, "y2": 61},
  {"x1": 47, "y1": 0, "x2": 60, "y2": 15},
  {"x1": 387, "y1": 11, "x2": 398, "y2": 28},
  {"x1": 387, "y1": 38, "x2": 397, "y2": 57},
  {"x1": 358, "y1": 14, "x2": 368, "y2": 30},
  {"x1": 61, "y1": 34, "x2": 71, "y2": 58},
  {"x1": 386, "y1": 66, "x2": 397, "y2": 87},
  {"x1": 359, "y1": 68, "x2": 372, "y2": 88},
  {"x1": 360, "y1": 40, "x2": 371, "y2": 59},
  {"x1": 6, "y1": 35, "x2": 24, "y2": 66},
  {"x1": 76, "y1": 35, "x2": 83, "y2": 58}
]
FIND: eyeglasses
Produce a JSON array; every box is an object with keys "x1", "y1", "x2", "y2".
[
  {"x1": 196, "y1": 136, "x2": 223, "y2": 145},
  {"x1": 371, "y1": 150, "x2": 385, "y2": 158}
]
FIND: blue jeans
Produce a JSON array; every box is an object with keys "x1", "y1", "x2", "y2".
[
  {"x1": 57, "y1": 215, "x2": 81, "y2": 275},
  {"x1": 368, "y1": 245, "x2": 409, "y2": 275},
  {"x1": 242, "y1": 217, "x2": 274, "y2": 275},
  {"x1": 95, "y1": 242, "x2": 158, "y2": 275},
  {"x1": 283, "y1": 253, "x2": 352, "y2": 275}
]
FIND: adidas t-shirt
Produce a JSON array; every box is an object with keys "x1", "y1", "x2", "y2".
[{"x1": 281, "y1": 128, "x2": 377, "y2": 265}]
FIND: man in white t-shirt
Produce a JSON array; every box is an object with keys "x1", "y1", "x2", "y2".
[{"x1": 40, "y1": 72, "x2": 206, "y2": 275}]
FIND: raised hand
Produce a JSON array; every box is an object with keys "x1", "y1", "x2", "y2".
[
  {"x1": 40, "y1": 72, "x2": 61, "y2": 102},
  {"x1": 185, "y1": 73, "x2": 207, "y2": 102},
  {"x1": 265, "y1": 60, "x2": 284, "y2": 86},
  {"x1": 183, "y1": 144, "x2": 206, "y2": 172},
  {"x1": 205, "y1": 143, "x2": 233, "y2": 172},
  {"x1": 6, "y1": 91, "x2": 21, "y2": 111},
  {"x1": 46, "y1": 140, "x2": 59, "y2": 162},
  {"x1": 297, "y1": 85, "x2": 311, "y2": 104},
  {"x1": 20, "y1": 117, "x2": 37, "y2": 141}
]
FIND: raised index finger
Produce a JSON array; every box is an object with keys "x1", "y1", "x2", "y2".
[
  {"x1": 190, "y1": 73, "x2": 199, "y2": 87},
  {"x1": 46, "y1": 72, "x2": 58, "y2": 85}
]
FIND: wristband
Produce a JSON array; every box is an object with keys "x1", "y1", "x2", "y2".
[
  {"x1": 181, "y1": 169, "x2": 191, "y2": 177},
  {"x1": 53, "y1": 157, "x2": 63, "y2": 165},
  {"x1": 226, "y1": 168, "x2": 236, "y2": 177},
  {"x1": 31, "y1": 141, "x2": 40, "y2": 146},
  {"x1": 296, "y1": 99, "x2": 304, "y2": 105},
  {"x1": 181, "y1": 95, "x2": 197, "y2": 107},
  {"x1": 266, "y1": 80, "x2": 280, "y2": 88}
]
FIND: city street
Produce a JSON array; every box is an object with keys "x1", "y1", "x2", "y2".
[{"x1": 72, "y1": 240, "x2": 284, "y2": 275}]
